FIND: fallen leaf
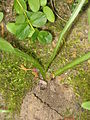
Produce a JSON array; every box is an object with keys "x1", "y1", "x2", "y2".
[{"x1": 19, "y1": 65, "x2": 31, "y2": 72}]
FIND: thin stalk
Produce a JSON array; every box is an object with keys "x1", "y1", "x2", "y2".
[
  {"x1": 54, "y1": 52, "x2": 90, "y2": 77},
  {"x1": 45, "y1": 0, "x2": 86, "y2": 72},
  {"x1": 16, "y1": 0, "x2": 34, "y2": 31}
]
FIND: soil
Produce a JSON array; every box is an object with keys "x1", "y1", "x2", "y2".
[
  {"x1": 0, "y1": 0, "x2": 90, "y2": 120},
  {"x1": 20, "y1": 79, "x2": 80, "y2": 120}
]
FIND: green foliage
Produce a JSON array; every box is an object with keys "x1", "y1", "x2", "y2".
[
  {"x1": 28, "y1": 0, "x2": 40, "y2": 12},
  {"x1": 82, "y1": 101, "x2": 90, "y2": 110},
  {"x1": 37, "y1": 31, "x2": 52, "y2": 44},
  {"x1": 43, "y1": 6, "x2": 55, "y2": 23},
  {"x1": 46, "y1": 0, "x2": 86, "y2": 71},
  {"x1": 0, "y1": 38, "x2": 15, "y2": 52},
  {"x1": 0, "y1": 0, "x2": 90, "y2": 114},
  {"x1": 0, "y1": 12, "x2": 3, "y2": 22},
  {"x1": 14, "y1": 0, "x2": 27, "y2": 14},
  {"x1": 16, "y1": 14, "x2": 25, "y2": 24},
  {"x1": 16, "y1": 24, "x2": 30, "y2": 40},
  {"x1": 6, "y1": 0, "x2": 55, "y2": 44},
  {"x1": 54, "y1": 52, "x2": 90, "y2": 76},
  {"x1": 1, "y1": 0, "x2": 89, "y2": 79},
  {"x1": 40, "y1": 0, "x2": 47, "y2": 7},
  {"x1": 30, "y1": 12, "x2": 47, "y2": 27},
  {"x1": 31, "y1": 29, "x2": 39, "y2": 41},
  {"x1": 6, "y1": 23, "x2": 17, "y2": 34},
  {"x1": 0, "y1": 38, "x2": 45, "y2": 79}
]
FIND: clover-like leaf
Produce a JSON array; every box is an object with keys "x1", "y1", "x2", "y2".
[
  {"x1": 0, "y1": 12, "x2": 4, "y2": 22},
  {"x1": 28, "y1": 0, "x2": 40, "y2": 12},
  {"x1": 40, "y1": 0, "x2": 47, "y2": 7},
  {"x1": 0, "y1": 38, "x2": 15, "y2": 52},
  {"x1": 30, "y1": 12, "x2": 47, "y2": 27},
  {"x1": 6, "y1": 23, "x2": 16, "y2": 34},
  {"x1": 7, "y1": 23, "x2": 31, "y2": 40},
  {"x1": 28, "y1": 28, "x2": 35, "y2": 38},
  {"x1": 16, "y1": 14, "x2": 25, "y2": 24},
  {"x1": 26, "y1": 11, "x2": 33, "y2": 19},
  {"x1": 14, "y1": 0, "x2": 27, "y2": 14},
  {"x1": 31, "y1": 29, "x2": 39, "y2": 41},
  {"x1": 16, "y1": 24, "x2": 30, "y2": 40},
  {"x1": 43, "y1": 6, "x2": 55, "y2": 23},
  {"x1": 37, "y1": 30, "x2": 52, "y2": 44}
]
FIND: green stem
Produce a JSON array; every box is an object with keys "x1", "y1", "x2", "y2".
[
  {"x1": 16, "y1": 0, "x2": 34, "y2": 31},
  {"x1": 45, "y1": 0, "x2": 86, "y2": 72},
  {"x1": 54, "y1": 52, "x2": 90, "y2": 77}
]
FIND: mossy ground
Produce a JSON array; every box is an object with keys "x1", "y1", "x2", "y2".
[
  {"x1": 0, "y1": 0, "x2": 90, "y2": 119},
  {"x1": 0, "y1": 52, "x2": 38, "y2": 113}
]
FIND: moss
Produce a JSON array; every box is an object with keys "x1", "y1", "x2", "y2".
[{"x1": 0, "y1": 52, "x2": 37, "y2": 113}]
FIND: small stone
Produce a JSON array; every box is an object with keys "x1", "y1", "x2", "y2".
[
  {"x1": 85, "y1": 29, "x2": 88, "y2": 34},
  {"x1": 39, "y1": 80, "x2": 47, "y2": 90}
]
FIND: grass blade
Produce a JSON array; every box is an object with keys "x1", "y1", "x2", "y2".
[
  {"x1": 46, "y1": 0, "x2": 86, "y2": 71},
  {"x1": 54, "y1": 52, "x2": 90, "y2": 77}
]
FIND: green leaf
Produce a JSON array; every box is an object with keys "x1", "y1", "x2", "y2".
[
  {"x1": 30, "y1": 12, "x2": 47, "y2": 27},
  {"x1": 14, "y1": 0, "x2": 27, "y2": 14},
  {"x1": 40, "y1": 0, "x2": 47, "y2": 7},
  {"x1": 46, "y1": 0, "x2": 86, "y2": 71},
  {"x1": 37, "y1": 31, "x2": 52, "y2": 44},
  {"x1": 0, "y1": 38, "x2": 15, "y2": 52},
  {"x1": 0, "y1": 12, "x2": 4, "y2": 22},
  {"x1": 28, "y1": 0, "x2": 40, "y2": 12},
  {"x1": 54, "y1": 52, "x2": 90, "y2": 76},
  {"x1": 28, "y1": 28, "x2": 35, "y2": 38},
  {"x1": 82, "y1": 101, "x2": 90, "y2": 110},
  {"x1": 43, "y1": 6, "x2": 55, "y2": 23},
  {"x1": 88, "y1": 8, "x2": 90, "y2": 25},
  {"x1": 7, "y1": 23, "x2": 31, "y2": 40},
  {"x1": 26, "y1": 11, "x2": 33, "y2": 19},
  {"x1": 31, "y1": 29, "x2": 39, "y2": 41},
  {"x1": 6, "y1": 23, "x2": 17, "y2": 34},
  {"x1": 16, "y1": 24, "x2": 30, "y2": 40},
  {"x1": 16, "y1": 14, "x2": 25, "y2": 24}
]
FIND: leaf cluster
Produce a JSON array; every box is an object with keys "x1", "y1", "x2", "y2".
[{"x1": 6, "y1": 0, "x2": 55, "y2": 44}]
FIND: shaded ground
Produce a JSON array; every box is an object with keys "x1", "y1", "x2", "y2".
[{"x1": 0, "y1": 0, "x2": 90, "y2": 120}]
